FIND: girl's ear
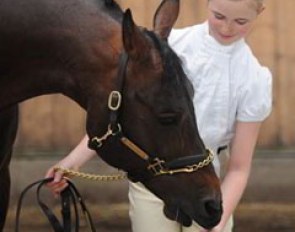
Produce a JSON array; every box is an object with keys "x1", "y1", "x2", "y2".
[{"x1": 257, "y1": 5, "x2": 265, "y2": 15}]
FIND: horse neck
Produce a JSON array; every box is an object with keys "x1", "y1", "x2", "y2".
[
  {"x1": 0, "y1": 70, "x2": 84, "y2": 109},
  {"x1": 0, "y1": 0, "x2": 123, "y2": 110}
]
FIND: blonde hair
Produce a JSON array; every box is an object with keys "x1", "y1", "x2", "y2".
[
  {"x1": 208, "y1": 0, "x2": 264, "y2": 11},
  {"x1": 254, "y1": 0, "x2": 264, "y2": 9}
]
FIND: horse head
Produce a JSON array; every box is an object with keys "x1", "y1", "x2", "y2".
[{"x1": 87, "y1": 0, "x2": 222, "y2": 228}]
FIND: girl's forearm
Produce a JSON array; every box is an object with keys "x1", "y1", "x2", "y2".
[
  {"x1": 62, "y1": 134, "x2": 97, "y2": 169},
  {"x1": 216, "y1": 122, "x2": 261, "y2": 231},
  {"x1": 218, "y1": 169, "x2": 250, "y2": 229}
]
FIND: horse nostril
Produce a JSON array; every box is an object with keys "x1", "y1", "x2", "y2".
[{"x1": 204, "y1": 199, "x2": 222, "y2": 216}]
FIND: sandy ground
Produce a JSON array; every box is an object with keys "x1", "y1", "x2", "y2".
[
  {"x1": 4, "y1": 202, "x2": 295, "y2": 232},
  {"x1": 4, "y1": 151, "x2": 295, "y2": 231}
]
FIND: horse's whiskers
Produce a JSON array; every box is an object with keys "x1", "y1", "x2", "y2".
[{"x1": 175, "y1": 207, "x2": 179, "y2": 222}]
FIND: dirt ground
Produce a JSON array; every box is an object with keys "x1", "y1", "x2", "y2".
[
  {"x1": 234, "y1": 203, "x2": 295, "y2": 232},
  {"x1": 4, "y1": 202, "x2": 295, "y2": 232},
  {"x1": 5, "y1": 152, "x2": 295, "y2": 231}
]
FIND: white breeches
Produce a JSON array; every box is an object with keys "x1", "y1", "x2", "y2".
[{"x1": 128, "y1": 182, "x2": 233, "y2": 232}]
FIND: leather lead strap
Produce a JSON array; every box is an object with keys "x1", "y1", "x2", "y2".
[
  {"x1": 60, "y1": 188, "x2": 72, "y2": 232},
  {"x1": 15, "y1": 178, "x2": 96, "y2": 232},
  {"x1": 36, "y1": 181, "x2": 64, "y2": 232}
]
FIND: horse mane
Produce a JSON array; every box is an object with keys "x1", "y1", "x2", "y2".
[{"x1": 101, "y1": 0, "x2": 123, "y2": 22}]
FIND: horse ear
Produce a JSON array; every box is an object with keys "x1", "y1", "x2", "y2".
[
  {"x1": 122, "y1": 9, "x2": 150, "y2": 59},
  {"x1": 153, "y1": 0, "x2": 179, "y2": 40}
]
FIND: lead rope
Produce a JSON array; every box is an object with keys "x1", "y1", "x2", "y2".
[
  {"x1": 53, "y1": 149, "x2": 214, "y2": 181},
  {"x1": 54, "y1": 167, "x2": 127, "y2": 181}
]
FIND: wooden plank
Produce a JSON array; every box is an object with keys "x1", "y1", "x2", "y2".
[
  {"x1": 16, "y1": 95, "x2": 86, "y2": 151},
  {"x1": 16, "y1": 96, "x2": 54, "y2": 150},
  {"x1": 276, "y1": 0, "x2": 295, "y2": 146},
  {"x1": 50, "y1": 95, "x2": 86, "y2": 149},
  {"x1": 248, "y1": 0, "x2": 279, "y2": 147}
]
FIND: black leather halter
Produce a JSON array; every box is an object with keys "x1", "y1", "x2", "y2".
[{"x1": 88, "y1": 52, "x2": 213, "y2": 182}]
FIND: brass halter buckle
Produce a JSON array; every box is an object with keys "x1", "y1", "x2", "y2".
[
  {"x1": 147, "y1": 158, "x2": 165, "y2": 175},
  {"x1": 147, "y1": 149, "x2": 214, "y2": 176}
]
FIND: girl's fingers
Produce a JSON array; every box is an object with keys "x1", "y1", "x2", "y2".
[
  {"x1": 45, "y1": 167, "x2": 59, "y2": 182},
  {"x1": 53, "y1": 170, "x2": 63, "y2": 183},
  {"x1": 52, "y1": 181, "x2": 68, "y2": 192},
  {"x1": 199, "y1": 228, "x2": 208, "y2": 232},
  {"x1": 45, "y1": 167, "x2": 55, "y2": 179},
  {"x1": 49, "y1": 181, "x2": 69, "y2": 197},
  {"x1": 52, "y1": 181, "x2": 69, "y2": 198},
  {"x1": 45, "y1": 166, "x2": 70, "y2": 196}
]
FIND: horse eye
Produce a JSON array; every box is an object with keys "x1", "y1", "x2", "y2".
[{"x1": 158, "y1": 112, "x2": 180, "y2": 125}]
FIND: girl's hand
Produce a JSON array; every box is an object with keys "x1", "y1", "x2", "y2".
[
  {"x1": 45, "y1": 135, "x2": 96, "y2": 197},
  {"x1": 199, "y1": 225, "x2": 222, "y2": 232},
  {"x1": 200, "y1": 229, "x2": 220, "y2": 232},
  {"x1": 45, "y1": 166, "x2": 68, "y2": 197},
  {"x1": 45, "y1": 161, "x2": 73, "y2": 197}
]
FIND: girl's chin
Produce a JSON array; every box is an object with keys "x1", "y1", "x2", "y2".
[
  {"x1": 209, "y1": 30, "x2": 240, "y2": 45},
  {"x1": 216, "y1": 35, "x2": 239, "y2": 45}
]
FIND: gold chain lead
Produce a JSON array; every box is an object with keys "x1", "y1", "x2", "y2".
[
  {"x1": 54, "y1": 167, "x2": 127, "y2": 181},
  {"x1": 53, "y1": 150, "x2": 214, "y2": 181}
]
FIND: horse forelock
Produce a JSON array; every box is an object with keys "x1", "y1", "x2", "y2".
[
  {"x1": 144, "y1": 32, "x2": 186, "y2": 84},
  {"x1": 101, "y1": 0, "x2": 123, "y2": 22},
  {"x1": 144, "y1": 30, "x2": 194, "y2": 100},
  {"x1": 143, "y1": 30, "x2": 199, "y2": 137}
]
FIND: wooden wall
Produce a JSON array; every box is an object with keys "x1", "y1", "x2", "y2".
[{"x1": 14, "y1": 0, "x2": 295, "y2": 152}]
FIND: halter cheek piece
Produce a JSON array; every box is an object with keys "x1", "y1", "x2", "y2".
[{"x1": 88, "y1": 53, "x2": 214, "y2": 182}]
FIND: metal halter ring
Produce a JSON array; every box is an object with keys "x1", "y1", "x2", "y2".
[
  {"x1": 108, "y1": 91, "x2": 122, "y2": 111},
  {"x1": 109, "y1": 123, "x2": 122, "y2": 136}
]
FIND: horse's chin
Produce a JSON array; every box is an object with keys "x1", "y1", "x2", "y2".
[
  {"x1": 163, "y1": 204, "x2": 221, "y2": 229},
  {"x1": 163, "y1": 205, "x2": 192, "y2": 227}
]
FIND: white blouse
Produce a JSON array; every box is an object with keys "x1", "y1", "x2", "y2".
[{"x1": 168, "y1": 22, "x2": 272, "y2": 174}]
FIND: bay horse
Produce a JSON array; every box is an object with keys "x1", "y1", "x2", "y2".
[{"x1": 0, "y1": 0, "x2": 222, "y2": 230}]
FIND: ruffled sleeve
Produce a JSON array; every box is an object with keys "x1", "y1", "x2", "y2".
[{"x1": 237, "y1": 65, "x2": 273, "y2": 122}]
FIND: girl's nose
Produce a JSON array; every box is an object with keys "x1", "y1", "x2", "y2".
[{"x1": 221, "y1": 21, "x2": 233, "y2": 34}]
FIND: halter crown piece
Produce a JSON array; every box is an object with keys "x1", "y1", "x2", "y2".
[{"x1": 86, "y1": 52, "x2": 214, "y2": 182}]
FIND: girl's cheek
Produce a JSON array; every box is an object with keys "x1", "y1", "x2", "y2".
[
  {"x1": 208, "y1": 14, "x2": 218, "y2": 25},
  {"x1": 209, "y1": 18, "x2": 222, "y2": 30},
  {"x1": 238, "y1": 25, "x2": 252, "y2": 36}
]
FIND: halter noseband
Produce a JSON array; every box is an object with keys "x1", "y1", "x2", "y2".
[{"x1": 88, "y1": 52, "x2": 214, "y2": 182}]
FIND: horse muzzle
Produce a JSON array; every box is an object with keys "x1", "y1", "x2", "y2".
[{"x1": 163, "y1": 197, "x2": 222, "y2": 229}]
